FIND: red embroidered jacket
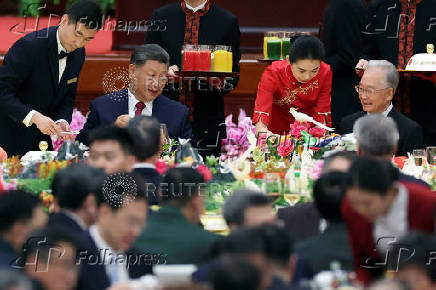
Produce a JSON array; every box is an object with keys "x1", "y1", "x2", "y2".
[{"x1": 253, "y1": 60, "x2": 332, "y2": 134}]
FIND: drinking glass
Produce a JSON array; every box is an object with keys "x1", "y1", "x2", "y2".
[
  {"x1": 197, "y1": 45, "x2": 212, "y2": 71},
  {"x1": 182, "y1": 44, "x2": 197, "y2": 71},
  {"x1": 160, "y1": 123, "x2": 170, "y2": 145},
  {"x1": 213, "y1": 45, "x2": 232, "y2": 72},
  {"x1": 39, "y1": 141, "x2": 48, "y2": 152},
  {"x1": 262, "y1": 172, "x2": 282, "y2": 203},
  {"x1": 427, "y1": 147, "x2": 436, "y2": 165},
  {"x1": 267, "y1": 32, "x2": 282, "y2": 60},
  {"x1": 263, "y1": 31, "x2": 278, "y2": 59},
  {"x1": 284, "y1": 172, "x2": 302, "y2": 206},
  {"x1": 413, "y1": 149, "x2": 426, "y2": 166},
  {"x1": 280, "y1": 31, "x2": 292, "y2": 59}
]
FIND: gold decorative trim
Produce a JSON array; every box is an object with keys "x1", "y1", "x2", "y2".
[{"x1": 275, "y1": 79, "x2": 319, "y2": 107}]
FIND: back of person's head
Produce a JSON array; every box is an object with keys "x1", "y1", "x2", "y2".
[
  {"x1": 161, "y1": 167, "x2": 205, "y2": 208},
  {"x1": 322, "y1": 151, "x2": 356, "y2": 174},
  {"x1": 222, "y1": 189, "x2": 272, "y2": 228},
  {"x1": 0, "y1": 190, "x2": 42, "y2": 234},
  {"x1": 66, "y1": 0, "x2": 103, "y2": 30},
  {"x1": 396, "y1": 231, "x2": 436, "y2": 284},
  {"x1": 217, "y1": 228, "x2": 267, "y2": 257},
  {"x1": 313, "y1": 171, "x2": 348, "y2": 222},
  {"x1": 130, "y1": 44, "x2": 170, "y2": 67},
  {"x1": 353, "y1": 114, "x2": 399, "y2": 157},
  {"x1": 127, "y1": 115, "x2": 161, "y2": 161},
  {"x1": 289, "y1": 34, "x2": 325, "y2": 63},
  {"x1": 260, "y1": 225, "x2": 294, "y2": 268},
  {"x1": 346, "y1": 156, "x2": 399, "y2": 196},
  {"x1": 210, "y1": 257, "x2": 261, "y2": 290},
  {"x1": 52, "y1": 163, "x2": 106, "y2": 211},
  {"x1": 88, "y1": 125, "x2": 134, "y2": 155}
]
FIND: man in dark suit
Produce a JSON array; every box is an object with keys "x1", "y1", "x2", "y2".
[
  {"x1": 49, "y1": 164, "x2": 107, "y2": 248},
  {"x1": 0, "y1": 0, "x2": 102, "y2": 156},
  {"x1": 77, "y1": 44, "x2": 193, "y2": 145},
  {"x1": 127, "y1": 115, "x2": 162, "y2": 205},
  {"x1": 353, "y1": 114, "x2": 430, "y2": 188},
  {"x1": 340, "y1": 60, "x2": 423, "y2": 156},
  {"x1": 77, "y1": 174, "x2": 152, "y2": 290},
  {"x1": 145, "y1": 0, "x2": 241, "y2": 156},
  {"x1": 322, "y1": 0, "x2": 366, "y2": 128},
  {"x1": 135, "y1": 168, "x2": 219, "y2": 265},
  {"x1": 295, "y1": 172, "x2": 353, "y2": 274},
  {"x1": 342, "y1": 157, "x2": 436, "y2": 284},
  {"x1": 0, "y1": 190, "x2": 47, "y2": 269}
]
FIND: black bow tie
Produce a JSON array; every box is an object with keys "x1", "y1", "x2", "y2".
[{"x1": 58, "y1": 51, "x2": 69, "y2": 60}]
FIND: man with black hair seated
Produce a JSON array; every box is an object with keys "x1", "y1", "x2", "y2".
[
  {"x1": 77, "y1": 173, "x2": 152, "y2": 290},
  {"x1": 0, "y1": 0, "x2": 102, "y2": 156},
  {"x1": 49, "y1": 163, "x2": 107, "y2": 247},
  {"x1": 210, "y1": 257, "x2": 261, "y2": 290},
  {"x1": 87, "y1": 125, "x2": 136, "y2": 174},
  {"x1": 77, "y1": 44, "x2": 193, "y2": 145},
  {"x1": 135, "y1": 168, "x2": 219, "y2": 264},
  {"x1": 0, "y1": 190, "x2": 47, "y2": 268},
  {"x1": 23, "y1": 227, "x2": 79, "y2": 290},
  {"x1": 295, "y1": 171, "x2": 353, "y2": 274},
  {"x1": 127, "y1": 115, "x2": 162, "y2": 205},
  {"x1": 342, "y1": 157, "x2": 436, "y2": 284}
]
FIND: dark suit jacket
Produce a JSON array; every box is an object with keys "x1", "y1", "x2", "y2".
[
  {"x1": 339, "y1": 108, "x2": 424, "y2": 156},
  {"x1": 0, "y1": 26, "x2": 84, "y2": 156},
  {"x1": 135, "y1": 206, "x2": 220, "y2": 265},
  {"x1": 77, "y1": 89, "x2": 193, "y2": 145},
  {"x1": 145, "y1": 3, "x2": 240, "y2": 143},
  {"x1": 133, "y1": 167, "x2": 162, "y2": 205},
  {"x1": 295, "y1": 222, "x2": 353, "y2": 274},
  {"x1": 342, "y1": 181, "x2": 436, "y2": 284},
  {"x1": 0, "y1": 237, "x2": 17, "y2": 269},
  {"x1": 48, "y1": 212, "x2": 90, "y2": 250},
  {"x1": 77, "y1": 231, "x2": 152, "y2": 290},
  {"x1": 323, "y1": 0, "x2": 366, "y2": 127},
  {"x1": 277, "y1": 202, "x2": 321, "y2": 243}
]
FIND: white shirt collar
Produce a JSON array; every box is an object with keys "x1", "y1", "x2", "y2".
[
  {"x1": 56, "y1": 29, "x2": 67, "y2": 54},
  {"x1": 89, "y1": 225, "x2": 129, "y2": 282},
  {"x1": 61, "y1": 209, "x2": 87, "y2": 230},
  {"x1": 185, "y1": 0, "x2": 207, "y2": 12},
  {"x1": 373, "y1": 183, "x2": 409, "y2": 253},
  {"x1": 368, "y1": 103, "x2": 393, "y2": 117},
  {"x1": 127, "y1": 88, "x2": 153, "y2": 118},
  {"x1": 134, "y1": 162, "x2": 156, "y2": 169}
]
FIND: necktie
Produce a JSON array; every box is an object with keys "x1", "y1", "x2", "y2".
[
  {"x1": 135, "y1": 102, "x2": 146, "y2": 116},
  {"x1": 58, "y1": 51, "x2": 68, "y2": 60}
]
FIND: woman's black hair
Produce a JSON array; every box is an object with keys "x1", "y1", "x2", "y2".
[{"x1": 289, "y1": 34, "x2": 325, "y2": 64}]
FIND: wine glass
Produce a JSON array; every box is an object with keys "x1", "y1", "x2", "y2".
[
  {"x1": 262, "y1": 173, "x2": 282, "y2": 203},
  {"x1": 426, "y1": 147, "x2": 436, "y2": 165},
  {"x1": 160, "y1": 123, "x2": 170, "y2": 145},
  {"x1": 413, "y1": 149, "x2": 426, "y2": 166},
  {"x1": 284, "y1": 174, "x2": 302, "y2": 206},
  {"x1": 39, "y1": 141, "x2": 48, "y2": 152}
]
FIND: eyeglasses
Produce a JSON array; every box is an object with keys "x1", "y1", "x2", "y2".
[{"x1": 355, "y1": 85, "x2": 390, "y2": 96}]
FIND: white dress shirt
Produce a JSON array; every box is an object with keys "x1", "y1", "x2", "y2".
[
  {"x1": 134, "y1": 162, "x2": 156, "y2": 169},
  {"x1": 185, "y1": 0, "x2": 207, "y2": 12},
  {"x1": 368, "y1": 103, "x2": 393, "y2": 117},
  {"x1": 128, "y1": 89, "x2": 153, "y2": 117},
  {"x1": 373, "y1": 183, "x2": 409, "y2": 253},
  {"x1": 22, "y1": 30, "x2": 68, "y2": 127},
  {"x1": 89, "y1": 225, "x2": 129, "y2": 284}
]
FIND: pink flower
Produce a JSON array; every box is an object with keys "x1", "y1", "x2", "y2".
[
  {"x1": 290, "y1": 121, "x2": 307, "y2": 138},
  {"x1": 277, "y1": 140, "x2": 294, "y2": 157},
  {"x1": 308, "y1": 127, "x2": 326, "y2": 138},
  {"x1": 155, "y1": 160, "x2": 169, "y2": 175},
  {"x1": 197, "y1": 164, "x2": 213, "y2": 182}
]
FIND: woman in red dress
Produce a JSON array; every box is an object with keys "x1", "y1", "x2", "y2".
[{"x1": 254, "y1": 35, "x2": 332, "y2": 135}]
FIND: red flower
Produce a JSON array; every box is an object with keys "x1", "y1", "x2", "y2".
[
  {"x1": 277, "y1": 140, "x2": 294, "y2": 157},
  {"x1": 308, "y1": 127, "x2": 326, "y2": 138},
  {"x1": 155, "y1": 161, "x2": 169, "y2": 175},
  {"x1": 290, "y1": 121, "x2": 307, "y2": 138},
  {"x1": 197, "y1": 164, "x2": 213, "y2": 182}
]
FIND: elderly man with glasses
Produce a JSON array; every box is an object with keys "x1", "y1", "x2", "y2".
[{"x1": 339, "y1": 60, "x2": 423, "y2": 156}]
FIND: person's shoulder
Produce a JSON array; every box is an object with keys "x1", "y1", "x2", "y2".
[
  {"x1": 91, "y1": 89, "x2": 128, "y2": 106},
  {"x1": 10, "y1": 26, "x2": 54, "y2": 51},
  {"x1": 157, "y1": 95, "x2": 189, "y2": 111},
  {"x1": 153, "y1": 3, "x2": 181, "y2": 16},
  {"x1": 368, "y1": 0, "x2": 394, "y2": 10},
  {"x1": 391, "y1": 110, "x2": 422, "y2": 130},
  {"x1": 210, "y1": 4, "x2": 238, "y2": 21},
  {"x1": 319, "y1": 61, "x2": 332, "y2": 77},
  {"x1": 341, "y1": 111, "x2": 364, "y2": 125}
]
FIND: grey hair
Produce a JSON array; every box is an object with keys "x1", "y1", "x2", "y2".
[
  {"x1": 130, "y1": 44, "x2": 170, "y2": 67},
  {"x1": 353, "y1": 114, "x2": 399, "y2": 156},
  {"x1": 222, "y1": 189, "x2": 271, "y2": 227},
  {"x1": 366, "y1": 60, "x2": 399, "y2": 93}
]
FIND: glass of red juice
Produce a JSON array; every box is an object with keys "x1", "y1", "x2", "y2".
[
  {"x1": 182, "y1": 44, "x2": 197, "y2": 71},
  {"x1": 197, "y1": 45, "x2": 212, "y2": 71}
]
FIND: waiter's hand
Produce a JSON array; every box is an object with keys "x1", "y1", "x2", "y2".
[
  {"x1": 355, "y1": 59, "x2": 368, "y2": 77},
  {"x1": 114, "y1": 114, "x2": 131, "y2": 128},
  {"x1": 255, "y1": 121, "x2": 273, "y2": 137},
  {"x1": 57, "y1": 121, "x2": 74, "y2": 141},
  {"x1": 168, "y1": 65, "x2": 179, "y2": 77},
  {"x1": 31, "y1": 112, "x2": 62, "y2": 136}
]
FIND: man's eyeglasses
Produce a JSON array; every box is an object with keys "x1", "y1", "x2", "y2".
[{"x1": 355, "y1": 85, "x2": 390, "y2": 96}]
